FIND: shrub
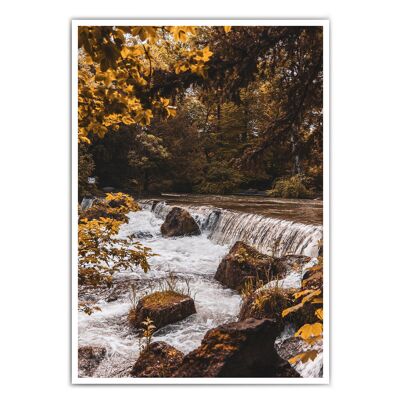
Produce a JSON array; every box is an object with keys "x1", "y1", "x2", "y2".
[
  {"x1": 194, "y1": 161, "x2": 243, "y2": 194},
  {"x1": 78, "y1": 217, "x2": 152, "y2": 287},
  {"x1": 266, "y1": 174, "x2": 314, "y2": 199},
  {"x1": 79, "y1": 192, "x2": 140, "y2": 223},
  {"x1": 78, "y1": 193, "x2": 152, "y2": 315}
]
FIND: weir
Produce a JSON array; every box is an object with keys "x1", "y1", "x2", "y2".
[{"x1": 141, "y1": 200, "x2": 322, "y2": 258}]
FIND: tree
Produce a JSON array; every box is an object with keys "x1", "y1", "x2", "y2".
[
  {"x1": 77, "y1": 26, "x2": 214, "y2": 143},
  {"x1": 78, "y1": 25, "x2": 323, "y2": 196}
]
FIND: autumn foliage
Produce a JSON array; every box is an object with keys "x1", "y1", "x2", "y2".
[
  {"x1": 78, "y1": 193, "x2": 152, "y2": 306},
  {"x1": 78, "y1": 26, "x2": 215, "y2": 144},
  {"x1": 282, "y1": 257, "x2": 324, "y2": 365}
]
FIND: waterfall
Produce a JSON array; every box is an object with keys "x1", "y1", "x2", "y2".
[{"x1": 140, "y1": 200, "x2": 322, "y2": 258}]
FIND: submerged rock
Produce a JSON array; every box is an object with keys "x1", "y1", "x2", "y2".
[
  {"x1": 78, "y1": 345, "x2": 106, "y2": 377},
  {"x1": 131, "y1": 341, "x2": 184, "y2": 377},
  {"x1": 160, "y1": 207, "x2": 201, "y2": 237},
  {"x1": 173, "y1": 318, "x2": 300, "y2": 378},
  {"x1": 129, "y1": 290, "x2": 196, "y2": 330},
  {"x1": 214, "y1": 241, "x2": 284, "y2": 291}
]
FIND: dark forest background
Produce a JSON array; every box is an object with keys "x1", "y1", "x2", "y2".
[{"x1": 78, "y1": 26, "x2": 323, "y2": 200}]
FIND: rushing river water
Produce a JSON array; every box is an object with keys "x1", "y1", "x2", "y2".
[{"x1": 78, "y1": 195, "x2": 323, "y2": 378}]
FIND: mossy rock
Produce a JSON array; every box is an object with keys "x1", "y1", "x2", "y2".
[
  {"x1": 160, "y1": 207, "x2": 201, "y2": 237},
  {"x1": 131, "y1": 341, "x2": 184, "y2": 377},
  {"x1": 239, "y1": 286, "x2": 320, "y2": 329},
  {"x1": 238, "y1": 288, "x2": 295, "y2": 324},
  {"x1": 129, "y1": 290, "x2": 196, "y2": 330},
  {"x1": 173, "y1": 318, "x2": 300, "y2": 378},
  {"x1": 214, "y1": 241, "x2": 285, "y2": 291}
]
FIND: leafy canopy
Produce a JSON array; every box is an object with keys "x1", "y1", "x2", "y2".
[{"x1": 78, "y1": 26, "x2": 216, "y2": 144}]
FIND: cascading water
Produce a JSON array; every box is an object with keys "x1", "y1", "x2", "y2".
[
  {"x1": 145, "y1": 200, "x2": 322, "y2": 258},
  {"x1": 79, "y1": 197, "x2": 323, "y2": 378},
  {"x1": 78, "y1": 207, "x2": 241, "y2": 378}
]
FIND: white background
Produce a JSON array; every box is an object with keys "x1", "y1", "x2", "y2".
[{"x1": 1, "y1": 0, "x2": 399, "y2": 398}]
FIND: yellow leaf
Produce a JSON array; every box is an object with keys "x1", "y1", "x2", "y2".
[
  {"x1": 282, "y1": 302, "x2": 304, "y2": 318},
  {"x1": 122, "y1": 115, "x2": 135, "y2": 125},
  {"x1": 224, "y1": 26, "x2": 232, "y2": 33},
  {"x1": 121, "y1": 47, "x2": 130, "y2": 59},
  {"x1": 312, "y1": 297, "x2": 323, "y2": 304},
  {"x1": 315, "y1": 308, "x2": 323, "y2": 320},
  {"x1": 169, "y1": 26, "x2": 196, "y2": 43},
  {"x1": 78, "y1": 136, "x2": 91, "y2": 144},
  {"x1": 301, "y1": 289, "x2": 322, "y2": 304},
  {"x1": 295, "y1": 323, "x2": 323, "y2": 340},
  {"x1": 175, "y1": 62, "x2": 189, "y2": 74},
  {"x1": 293, "y1": 289, "x2": 314, "y2": 300},
  {"x1": 195, "y1": 46, "x2": 213, "y2": 62},
  {"x1": 289, "y1": 350, "x2": 318, "y2": 365},
  {"x1": 167, "y1": 107, "x2": 177, "y2": 118},
  {"x1": 160, "y1": 97, "x2": 169, "y2": 107}
]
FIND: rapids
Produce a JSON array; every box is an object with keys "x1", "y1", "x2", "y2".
[{"x1": 78, "y1": 196, "x2": 323, "y2": 378}]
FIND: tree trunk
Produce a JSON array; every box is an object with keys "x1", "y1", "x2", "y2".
[{"x1": 290, "y1": 129, "x2": 301, "y2": 175}]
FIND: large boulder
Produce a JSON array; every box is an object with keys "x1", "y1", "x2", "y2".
[
  {"x1": 160, "y1": 207, "x2": 201, "y2": 237},
  {"x1": 173, "y1": 318, "x2": 300, "y2": 378},
  {"x1": 129, "y1": 290, "x2": 196, "y2": 330},
  {"x1": 131, "y1": 341, "x2": 184, "y2": 377},
  {"x1": 78, "y1": 345, "x2": 106, "y2": 377},
  {"x1": 214, "y1": 242, "x2": 285, "y2": 291}
]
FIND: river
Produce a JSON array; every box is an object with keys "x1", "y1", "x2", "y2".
[{"x1": 78, "y1": 194, "x2": 323, "y2": 378}]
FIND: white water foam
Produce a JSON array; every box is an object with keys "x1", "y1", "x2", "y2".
[
  {"x1": 79, "y1": 202, "x2": 323, "y2": 378},
  {"x1": 78, "y1": 209, "x2": 241, "y2": 377}
]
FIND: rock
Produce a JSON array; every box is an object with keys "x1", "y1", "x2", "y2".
[
  {"x1": 275, "y1": 336, "x2": 306, "y2": 361},
  {"x1": 238, "y1": 288, "x2": 294, "y2": 322},
  {"x1": 129, "y1": 231, "x2": 154, "y2": 239},
  {"x1": 173, "y1": 318, "x2": 300, "y2": 378},
  {"x1": 78, "y1": 345, "x2": 106, "y2": 377},
  {"x1": 160, "y1": 207, "x2": 201, "y2": 237},
  {"x1": 129, "y1": 290, "x2": 196, "y2": 330},
  {"x1": 214, "y1": 242, "x2": 285, "y2": 291},
  {"x1": 131, "y1": 341, "x2": 184, "y2": 377}
]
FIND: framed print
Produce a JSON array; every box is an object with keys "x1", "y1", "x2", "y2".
[{"x1": 72, "y1": 19, "x2": 329, "y2": 384}]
